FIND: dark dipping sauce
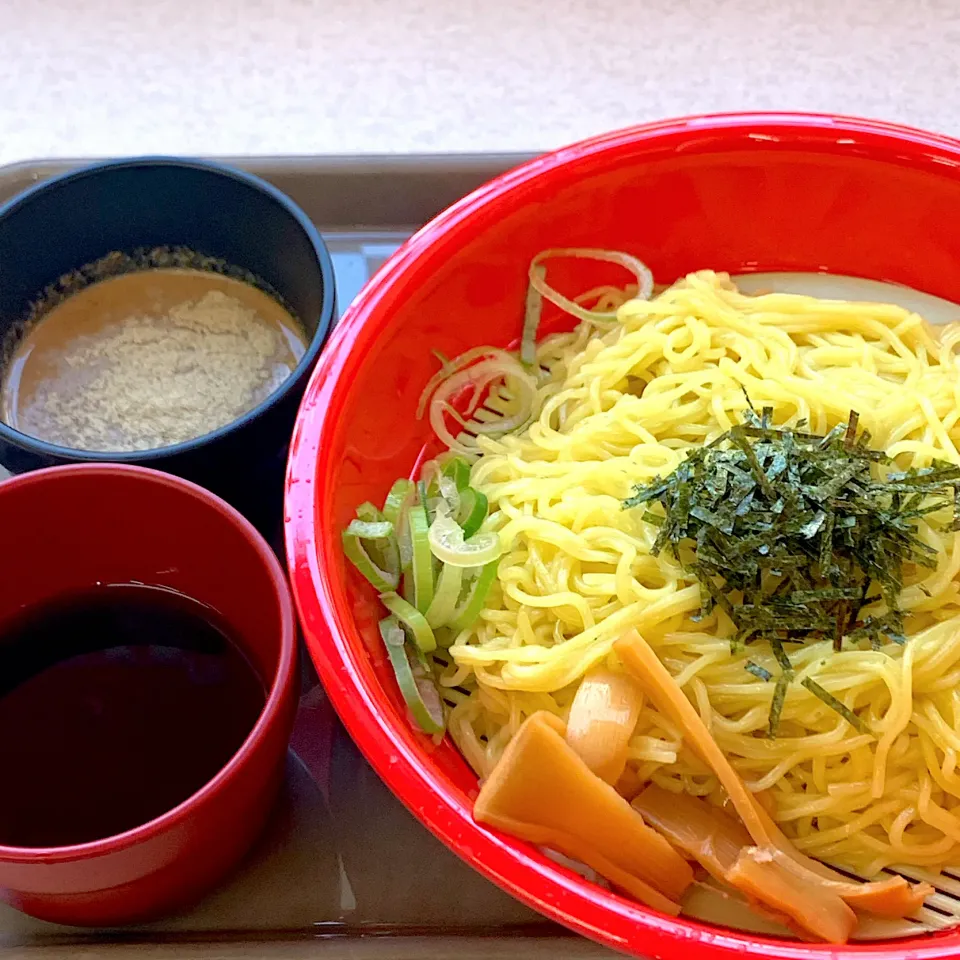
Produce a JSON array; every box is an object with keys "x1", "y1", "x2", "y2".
[{"x1": 0, "y1": 585, "x2": 265, "y2": 848}]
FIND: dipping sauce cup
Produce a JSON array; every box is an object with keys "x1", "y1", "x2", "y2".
[{"x1": 0, "y1": 463, "x2": 297, "y2": 925}]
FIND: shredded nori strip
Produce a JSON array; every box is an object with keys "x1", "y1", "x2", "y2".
[
  {"x1": 625, "y1": 407, "x2": 960, "y2": 736},
  {"x1": 624, "y1": 409, "x2": 959, "y2": 654},
  {"x1": 745, "y1": 660, "x2": 772, "y2": 682},
  {"x1": 768, "y1": 671, "x2": 793, "y2": 738},
  {"x1": 770, "y1": 636, "x2": 794, "y2": 674},
  {"x1": 800, "y1": 677, "x2": 868, "y2": 734}
]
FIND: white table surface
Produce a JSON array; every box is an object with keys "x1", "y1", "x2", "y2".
[{"x1": 0, "y1": 0, "x2": 959, "y2": 165}]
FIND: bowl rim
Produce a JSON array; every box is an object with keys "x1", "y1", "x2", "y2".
[
  {"x1": 0, "y1": 462, "x2": 297, "y2": 862},
  {"x1": 0, "y1": 156, "x2": 337, "y2": 462},
  {"x1": 284, "y1": 112, "x2": 960, "y2": 960}
]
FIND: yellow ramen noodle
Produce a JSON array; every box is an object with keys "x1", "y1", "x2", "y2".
[{"x1": 438, "y1": 270, "x2": 960, "y2": 877}]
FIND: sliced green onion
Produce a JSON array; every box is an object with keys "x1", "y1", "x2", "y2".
[
  {"x1": 448, "y1": 560, "x2": 499, "y2": 633},
  {"x1": 521, "y1": 264, "x2": 546, "y2": 365},
  {"x1": 420, "y1": 461, "x2": 443, "y2": 505},
  {"x1": 529, "y1": 248, "x2": 654, "y2": 324},
  {"x1": 342, "y1": 518, "x2": 400, "y2": 591},
  {"x1": 355, "y1": 501, "x2": 383, "y2": 523},
  {"x1": 442, "y1": 457, "x2": 472, "y2": 491},
  {"x1": 425, "y1": 563, "x2": 464, "y2": 628},
  {"x1": 408, "y1": 502, "x2": 434, "y2": 613},
  {"x1": 429, "y1": 514, "x2": 501, "y2": 568},
  {"x1": 425, "y1": 355, "x2": 539, "y2": 456},
  {"x1": 386, "y1": 479, "x2": 415, "y2": 569},
  {"x1": 345, "y1": 518, "x2": 392, "y2": 540},
  {"x1": 438, "y1": 476, "x2": 461, "y2": 517},
  {"x1": 397, "y1": 511, "x2": 413, "y2": 569},
  {"x1": 408, "y1": 645, "x2": 446, "y2": 735},
  {"x1": 380, "y1": 591, "x2": 437, "y2": 653},
  {"x1": 383, "y1": 478, "x2": 414, "y2": 527},
  {"x1": 379, "y1": 617, "x2": 445, "y2": 734},
  {"x1": 457, "y1": 487, "x2": 488, "y2": 539},
  {"x1": 353, "y1": 508, "x2": 400, "y2": 585},
  {"x1": 417, "y1": 479, "x2": 435, "y2": 526}
]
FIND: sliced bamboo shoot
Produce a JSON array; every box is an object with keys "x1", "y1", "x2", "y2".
[
  {"x1": 474, "y1": 711, "x2": 692, "y2": 909},
  {"x1": 614, "y1": 629, "x2": 933, "y2": 920}
]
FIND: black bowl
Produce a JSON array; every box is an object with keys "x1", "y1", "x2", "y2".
[{"x1": 0, "y1": 157, "x2": 336, "y2": 533}]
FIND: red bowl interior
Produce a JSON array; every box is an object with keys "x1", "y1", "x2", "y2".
[{"x1": 285, "y1": 113, "x2": 960, "y2": 960}]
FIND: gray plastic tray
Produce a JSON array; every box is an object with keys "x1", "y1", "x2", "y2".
[{"x1": 0, "y1": 156, "x2": 618, "y2": 959}]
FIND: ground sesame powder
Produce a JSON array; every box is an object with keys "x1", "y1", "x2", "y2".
[{"x1": 0, "y1": 265, "x2": 308, "y2": 452}]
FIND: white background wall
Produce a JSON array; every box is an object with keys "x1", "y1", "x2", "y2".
[{"x1": 1, "y1": 0, "x2": 958, "y2": 163}]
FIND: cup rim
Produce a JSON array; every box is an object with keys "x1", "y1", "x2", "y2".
[
  {"x1": 0, "y1": 462, "x2": 297, "y2": 862},
  {"x1": 0, "y1": 156, "x2": 337, "y2": 462}
]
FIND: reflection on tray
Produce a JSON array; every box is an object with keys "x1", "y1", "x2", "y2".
[{"x1": 326, "y1": 233, "x2": 410, "y2": 316}]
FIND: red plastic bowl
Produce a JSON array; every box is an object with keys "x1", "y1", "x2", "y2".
[
  {"x1": 0, "y1": 464, "x2": 297, "y2": 925},
  {"x1": 285, "y1": 113, "x2": 960, "y2": 959}
]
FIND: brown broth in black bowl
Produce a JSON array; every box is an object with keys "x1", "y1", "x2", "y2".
[{"x1": 0, "y1": 584, "x2": 264, "y2": 848}]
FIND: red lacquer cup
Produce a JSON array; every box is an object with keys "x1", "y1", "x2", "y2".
[{"x1": 0, "y1": 464, "x2": 297, "y2": 925}]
